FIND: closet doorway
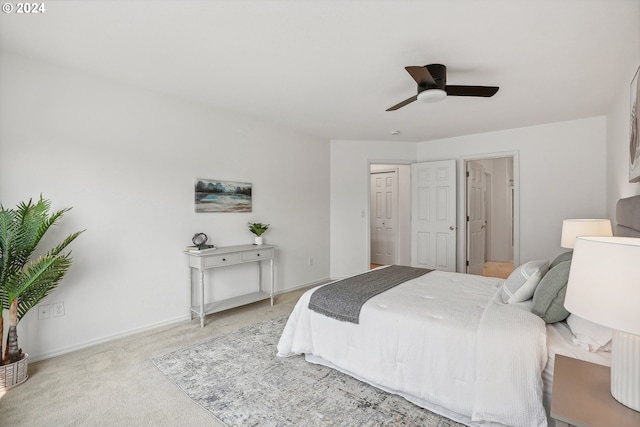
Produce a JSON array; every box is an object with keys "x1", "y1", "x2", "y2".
[
  {"x1": 464, "y1": 156, "x2": 517, "y2": 278},
  {"x1": 369, "y1": 163, "x2": 411, "y2": 268}
]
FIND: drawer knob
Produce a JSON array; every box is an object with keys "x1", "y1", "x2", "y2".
[
  {"x1": 222, "y1": 258, "x2": 226, "y2": 261},
  {"x1": 257, "y1": 253, "x2": 260, "y2": 257}
]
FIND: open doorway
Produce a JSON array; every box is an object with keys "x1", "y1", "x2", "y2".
[
  {"x1": 465, "y1": 156, "x2": 516, "y2": 278},
  {"x1": 368, "y1": 157, "x2": 517, "y2": 275},
  {"x1": 369, "y1": 163, "x2": 411, "y2": 269}
]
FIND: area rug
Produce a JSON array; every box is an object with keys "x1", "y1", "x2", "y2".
[{"x1": 151, "y1": 315, "x2": 465, "y2": 426}]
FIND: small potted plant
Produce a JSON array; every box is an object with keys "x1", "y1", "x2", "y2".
[{"x1": 248, "y1": 222, "x2": 270, "y2": 245}]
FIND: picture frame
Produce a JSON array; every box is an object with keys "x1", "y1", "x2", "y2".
[
  {"x1": 194, "y1": 178, "x2": 252, "y2": 212},
  {"x1": 629, "y1": 65, "x2": 640, "y2": 182}
]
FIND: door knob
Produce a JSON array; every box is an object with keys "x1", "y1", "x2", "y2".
[{"x1": 449, "y1": 226, "x2": 455, "y2": 230}]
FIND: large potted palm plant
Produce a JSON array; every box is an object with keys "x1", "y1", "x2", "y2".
[{"x1": 0, "y1": 196, "x2": 83, "y2": 389}]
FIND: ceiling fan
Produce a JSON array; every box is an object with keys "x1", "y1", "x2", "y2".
[{"x1": 386, "y1": 64, "x2": 499, "y2": 111}]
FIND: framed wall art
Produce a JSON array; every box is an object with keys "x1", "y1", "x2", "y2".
[
  {"x1": 630, "y1": 65, "x2": 640, "y2": 182},
  {"x1": 194, "y1": 178, "x2": 252, "y2": 212}
]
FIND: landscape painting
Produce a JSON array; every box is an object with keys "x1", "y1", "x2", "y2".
[
  {"x1": 630, "y1": 65, "x2": 640, "y2": 182},
  {"x1": 194, "y1": 179, "x2": 252, "y2": 212}
]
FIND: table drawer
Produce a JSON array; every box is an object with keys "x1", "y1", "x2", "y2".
[
  {"x1": 241, "y1": 248, "x2": 274, "y2": 261},
  {"x1": 203, "y1": 253, "x2": 242, "y2": 267}
]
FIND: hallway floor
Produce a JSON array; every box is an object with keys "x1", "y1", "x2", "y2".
[
  {"x1": 481, "y1": 261, "x2": 514, "y2": 279},
  {"x1": 371, "y1": 262, "x2": 513, "y2": 280}
]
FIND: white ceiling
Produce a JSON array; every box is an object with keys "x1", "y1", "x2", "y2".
[{"x1": 1, "y1": 0, "x2": 638, "y2": 142}]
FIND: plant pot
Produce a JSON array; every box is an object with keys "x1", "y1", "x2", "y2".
[
  {"x1": 254, "y1": 236, "x2": 263, "y2": 245},
  {"x1": 0, "y1": 353, "x2": 28, "y2": 390}
]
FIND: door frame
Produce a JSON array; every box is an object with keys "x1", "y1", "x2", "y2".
[
  {"x1": 484, "y1": 170, "x2": 492, "y2": 261},
  {"x1": 370, "y1": 167, "x2": 399, "y2": 265},
  {"x1": 367, "y1": 160, "x2": 413, "y2": 267},
  {"x1": 466, "y1": 160, "x2": 487, "y2": 275},
  {"x1": 460, "y1": 151, "x2": 520, "y2": 273}
]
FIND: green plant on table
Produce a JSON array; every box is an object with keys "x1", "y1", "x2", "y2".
[{"x1": 248, "y1": 222, "x2": 270, "y2": 237}]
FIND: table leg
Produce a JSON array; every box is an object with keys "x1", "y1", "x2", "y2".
[
  {"x1": 200, "y1": 270, "x2": 205, "y2": 328},
  {"x1": 270, "y1": 258, "x2": 274, "y2": 306},
  {"x1": 189, "y1": 267, "x2": 193, "y2": 321}
]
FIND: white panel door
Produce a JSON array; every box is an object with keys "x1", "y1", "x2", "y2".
[
  {"x1": 411, "y1": 160, "x2": 456, "y2": 271},
  {"x1": 466, "y1": 161, "x2": 486, "y2": 275},
  {"x1": 370, "y1": 171, "x2": 398, "y2": 265}
]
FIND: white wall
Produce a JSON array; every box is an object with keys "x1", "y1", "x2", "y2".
[
  {"x1": 417, "y1": 117, "x2": 608, "y2": 265},
  {"x1": 330, "y1": 141, "x2": 416, "y2": 278},
  {"x1": 606, "y1": 76, "x2": 640, "y2": 217},
  {"x1": 605, "y1": 1, "x2": 640, "y2": 220},
  {"x1": 0, "y1": 52, "x2": 331, "y2": 361}
]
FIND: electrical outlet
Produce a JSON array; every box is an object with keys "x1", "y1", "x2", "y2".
[
  {"x1": 53, "y1": 302, "x2": 65, "y2": 317},
  {"x1": 38, "y1": 304, "x2": 50, "y2": 320}
]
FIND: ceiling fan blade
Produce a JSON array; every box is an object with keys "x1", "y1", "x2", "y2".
[
  {"x1": 445, "y1": 85, "x2": 499, "y2": 97},
  {"x1": 386, "y1": 95, "x2": 418, "y2": 111},
  {"x1": 405, "y1": 66, "x2": 436, "y2": 87}
]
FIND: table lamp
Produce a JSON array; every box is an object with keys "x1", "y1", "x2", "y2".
[
  {"x1": 560, "y1": 219, "x2": 612, "y2": 249},
  {"x1": 564, "y1": 236, "x2": 640, "y2": 412}
]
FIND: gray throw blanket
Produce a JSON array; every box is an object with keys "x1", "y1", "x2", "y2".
[{"x1": 308, "y1": 265, "x2": 432, "y2": 324}]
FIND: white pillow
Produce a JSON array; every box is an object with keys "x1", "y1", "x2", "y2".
[
  {"x1": 501, "y1": 260, "x2": 549, "y2": 304},
  {"x1": 566, "y1": 314, "x2": 613, "y2": 352}
]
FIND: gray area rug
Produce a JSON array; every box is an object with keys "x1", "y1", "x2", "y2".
[{"x1": 151, "y1": 315, "x2": 465, "y2": 427}]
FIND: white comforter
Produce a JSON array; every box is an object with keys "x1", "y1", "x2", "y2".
[{"x1": 277, "y1": 270, "x2": 548, "y2": 427}]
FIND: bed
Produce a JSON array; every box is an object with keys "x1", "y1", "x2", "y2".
[{"x1": 277, "y1": 196, "x2": 639, "y2": 427}]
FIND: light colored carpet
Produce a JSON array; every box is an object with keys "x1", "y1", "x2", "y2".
[
  {"x1": 0, "y1": 289, "x2": 307, "y2": 427},
  {"x1": 152, "y1": 315, "x2": 464, "y2": 427},
  {"x1": 0, "y1": 286, "x2": 463, "y2": 426}
]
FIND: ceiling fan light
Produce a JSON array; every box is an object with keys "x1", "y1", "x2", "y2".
[{"x1": 417, "y1": 89, "x2": 447, "y2": 103}]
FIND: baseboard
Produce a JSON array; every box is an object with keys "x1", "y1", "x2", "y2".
[
  {"x1": 275, "y1": 277, "x2": 331, "y2": 294},
  {"x1": 29, "y1": 313, "x2": 191, "y2": 363},
  {"x1": 29, "y1": 278, "x2": 332, "y2": 363}
]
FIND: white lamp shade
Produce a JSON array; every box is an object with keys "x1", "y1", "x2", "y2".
[
  {"x1": 564, "y1": 236, "x2": 640, "y2": 336},
  {"x1": 560, "y1": 219, "x2": 612, "y2": 248},
  {"x1": 417, "y1": 89, "x2": 447, "y2": 103}
]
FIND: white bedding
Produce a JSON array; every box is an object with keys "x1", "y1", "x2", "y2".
[{"x1": 277, "y1": 270, "x2": 549, "y2": 427}]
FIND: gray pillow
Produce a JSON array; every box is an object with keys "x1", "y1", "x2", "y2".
[
  {"x1": 532, "y1": 260, "x2": 571, "y2": 323},
  {"x1": 550, "y1": 251, "x2": 572, "y2": 269},
  {"x1": 501, "y1": 260, "x2": 549, "y2": 303}
]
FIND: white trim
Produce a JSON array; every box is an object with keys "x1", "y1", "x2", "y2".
[
  {"x1": 29, "y1": 314, "x2": 191, "y2": 363},
  {"x1": 367, "y1": 159, "x2": 413, "y2": 270},
  {"x1": 29, "y1": 277, "x2": 332, "y2": 363},
  {"x1": 275, "y1": 277, "x2": 331, "y2": 293},
  {"x1": 369, "y1": 166, "x2": 400, "y2": 266},
  {"x1": 459, "y1": 151, "x2": 520, "y2": 273}
]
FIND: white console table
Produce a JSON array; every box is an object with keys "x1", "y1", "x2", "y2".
[{"x1": 185, "y1": 244, "x2": 275, "y2": 327}]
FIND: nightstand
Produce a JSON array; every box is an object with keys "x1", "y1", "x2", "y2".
[{"x1": 551, "y1": 354, "x2": 640, "y2": 427}]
